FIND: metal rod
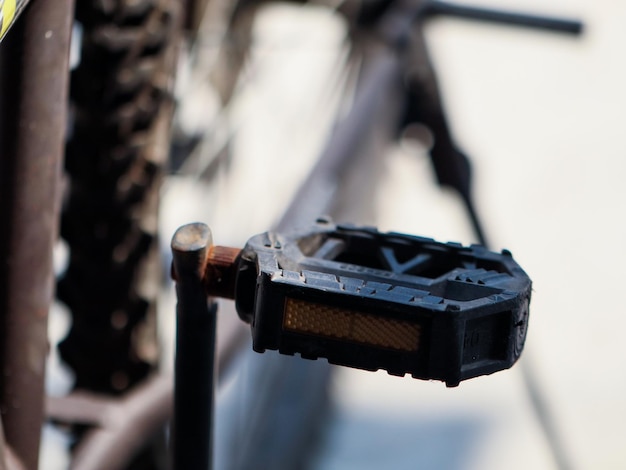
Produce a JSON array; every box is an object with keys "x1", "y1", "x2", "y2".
[
  {"x1": 171, "y1": 223, "x2": 216, "y2": 470},
  {"x1": 0, "y1": 1, "x2": 74, "y2": 468},
  {"x1": 424, "y1": 1, "x2": 583, "y2": 35}
]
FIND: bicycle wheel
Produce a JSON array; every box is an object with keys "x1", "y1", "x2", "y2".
[{"x1": 57, "y1": 0, "x2": 181, "y2": 396}]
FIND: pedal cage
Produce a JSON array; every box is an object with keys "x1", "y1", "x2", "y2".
[{"x1": 234, "y1": 219, "x2": 531, "y2": 387}]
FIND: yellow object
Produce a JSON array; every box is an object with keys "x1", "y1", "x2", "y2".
[
  {"x1": 283, "y1": 297, "x2": 421, "y2": 352},
  {"x1": 0, "y1": 0, "x2": 17, "y2": 40}
]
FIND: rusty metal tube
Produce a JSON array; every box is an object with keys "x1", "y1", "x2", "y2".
[
  {"x1": 171, "y1": 223, "x2": 217, "y2": 470},
  {"x1": 0, "y1": 0, "x2": 74, "y2": 468}
]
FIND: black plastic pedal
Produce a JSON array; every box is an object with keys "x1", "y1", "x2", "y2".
[{"x1": 234, "y1": 219, "x2": 531, "y2": 386}]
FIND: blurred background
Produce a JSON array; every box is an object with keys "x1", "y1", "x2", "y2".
[
  {"x1": 161, "y1": 0, "x2": 626, "y2": 469},
  {"x1": 44, "y1": 0, "x2": 625, "y2": 468}
]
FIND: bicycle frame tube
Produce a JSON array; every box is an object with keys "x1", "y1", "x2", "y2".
[{"x1": 0, "y1": 0, "x2": 74, "y2": 468}]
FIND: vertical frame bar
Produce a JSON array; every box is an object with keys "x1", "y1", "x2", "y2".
[
  {"x1": 171, "y1": 223, "x2": 216, "y2": 470},
  {"x1": 0, "y1": 0, "x2": 74, "y2": 467}
]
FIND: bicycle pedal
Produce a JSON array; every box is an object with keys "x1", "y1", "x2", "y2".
[{"x1": 220, "y1": 219, "x2": 531, "y2": 387}]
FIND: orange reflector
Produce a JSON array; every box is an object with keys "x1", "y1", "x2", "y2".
[{"x1": 283, "y1": 297, "x2": 421, "y2": 352}]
